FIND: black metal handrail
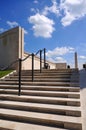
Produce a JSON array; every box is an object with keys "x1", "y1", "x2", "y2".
[
  {"x1": 0, "y1": 58, "x2": 21, "y2": 95},
  {"x1": 44, "y1": 48, "x2": 46, "y2": 68},
  {"x1": 31, "y1": 48, "x2": 46, "y2": 82},
  {"x1": 31, "y1": 49, "x2": 42, "y2": 82},
  {"x1": 0, "y1": 48, "x2": 46, "y2": 96},
  {"x1": 18, "y1": 54, "x2": 32, "y2": 95},
  {"x1": 0, "y1": 59, "x2": 19, "y2": 71},
  {"x1": 22, "y1": 54, "x2": 32, "y2": 61},
  {"x1": 35, "y1": 50, "x2": 40, "y2": 55}
]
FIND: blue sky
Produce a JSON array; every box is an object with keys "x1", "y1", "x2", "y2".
[{"x1": 0, "y1": 0, "x2": 86, "y2": 69}]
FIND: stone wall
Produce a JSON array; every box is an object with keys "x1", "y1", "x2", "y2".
[
  {"x1": 0, "y1": 27, "x2": 24, "y2": 70},
  {"x1": 56, "y1": 63, "x2": 67, "y2": 69},
  {"x1": 22, "y1": 53, "x2": 56, "y2": 70}
]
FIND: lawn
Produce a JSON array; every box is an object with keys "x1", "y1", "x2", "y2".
[{"x1": 0, "y1": 70, "x2": 13, "y2": 78}]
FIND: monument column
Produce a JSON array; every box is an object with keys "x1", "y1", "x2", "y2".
[{"x1": 75, "y1": 52, "x2": 78, "y2": 69}]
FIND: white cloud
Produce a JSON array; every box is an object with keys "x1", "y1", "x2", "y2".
[
  {"x1": 47, "y1": 57, "x2": 56, "y2": 63},
  {"x1": 46, "y1": 46, "x2": 74, "y2": 57},
  {"x1": 24, "y1": 29, "x2": 28, "y2": 34},
  {"x1": 34, "y1": 0, "x2": 38, "y2": 4},
  {"x1": 79, "y1": 55, "x2": 86, "y2": 59},
  {"x1": 60, "y1": 0, "x2": 86, "y2": 26},
  {"x1": 46, "y1": 46, "x2": 74, "y2": 64},
  {"x1": 0, "y1": 28, "x2": 4, "y2": 33},
  {"x1": 30, "y1": 0, "x2": 86, "y2": 27},
  {"x1": 42, "y1": 0, "x2": 59, "y2": 16},
  {"x1": 7, "y1": 21, "x2": 19, "y2": 28},
  {"x1": 31, "y1": 8, "x2": 36, "y2": 13},
  {"x1": 47, "y1": 56, "x2": 66, "y2": 63},
  {"x1": 28, "y1": 13, "x2": 55, "y2": 38},
  {"x1": 55, "y1": 56, "x2": 66, "y2": 63},
  {"x1": 47, "y1": 56, "x2": 67, "y2": 63}
]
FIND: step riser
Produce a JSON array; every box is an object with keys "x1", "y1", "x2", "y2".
[
  {"x1": 22, "y1": 70, "x2": 77, "y2": 72},
  {"x1": 0, "y1": 91, "x2": 80, "y2": 99},
  {"x1": 0, "y1": 113, "x2": 82, "y2": 130},
  {"x1": 0, "y1": 82, "x2": 79, "y2": 87},
  {"x1": 3, "y1": 79, "x2": 79, "y2": 83},
  {"x1": 0, "y1": 86, "x2": 80, "y2": 92},
  {"x1": 13, "y1": 71, "x2": 72, "y2": 74},
  {"x1": 14, "y1": 74, "x2": 72, "y2": 76},
  {"x1": 0, "y1": 96, "x2": 80, "y2": 106},
  {"x1": 7, "y1": 76, "x2": 72, "y2": 78},
  {"x1": 0, "y1": 104, "x2": 81, "y2": 117},
  {"x1": 2, "y1": 79, "x2": 72, "y2": 82},
  {"x1": 21, "y1": 71, "x2": 72, "y2": 73}
]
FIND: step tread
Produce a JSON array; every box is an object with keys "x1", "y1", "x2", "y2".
[
  {"x1": 0, "y1": 81, "x2": 79, "y2": 85},
  {"x1": 4, "y1": 79, "x2": 72, "y2": 82},
  {"x1": 4, "y1": 77, "x2": 71, "y2": 79},
  {"x1": 0, "y1": 119, "x2": 67, "y2": 130},
  {"x1": 0, "y1": 108, "x2": 82, "y2": 124},
  {"x1": 0, "y1": 100, "x2": 81, "y2": 111},
  {"x1": 0, "y1": 84, "x2": 80, "y2": 89},
  {"x1": 9, "y1": 76, "x2": 72, "y2": 78},
  {"x1": 0, "y1": 85, "x2": 80, "y2": 92},
  {"x1": 0, "y1": 94, "x2": 80, "y2": 101},
  {"x1": 0, "y1": 89, "x2": 80, "y2": 94}
]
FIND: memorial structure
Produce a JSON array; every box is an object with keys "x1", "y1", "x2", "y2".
[{"x1": 0, "y1": 26, "x2": 67, "y2": 70}]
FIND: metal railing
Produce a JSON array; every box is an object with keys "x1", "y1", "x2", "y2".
[
  {"x1": 0, "y1": 48, "x2": 46, "y2": 96},
  {"x1": 31, "y1": 48, "x2": 46, "y2": 82}
]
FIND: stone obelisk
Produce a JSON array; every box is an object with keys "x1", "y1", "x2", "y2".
[{"x1": 75, "y1": 52, "x2": 78, "y2": 69}]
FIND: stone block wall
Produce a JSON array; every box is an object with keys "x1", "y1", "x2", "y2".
[
  {"x1": 56, "y1": 63, "x2": 67, "y2": 69},
  {"x1": 22, "y1": 53, "x2": 56, "y2": 70},
  {"x1": 0, "y1": 27, "x2": 24, "y2": 70}
]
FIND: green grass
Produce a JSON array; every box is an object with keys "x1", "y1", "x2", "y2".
[{"x1": 0, "y1": 70, "x2": 13, "y2": 78}]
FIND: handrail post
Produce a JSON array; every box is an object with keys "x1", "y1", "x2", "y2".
[
  {"x1": 44, "y1": 48, "x2": 46, "y2": 68},
  {"x1": 32, "y1": 53, "x2": 34, "y2": 82},
  {"x1": 40, "y1": 50, "x2": 42, "y2": 73},
  {"x1": 18, "y1": 58, "x2": 22, "y2": 96}
]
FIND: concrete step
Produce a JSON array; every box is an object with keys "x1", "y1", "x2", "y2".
[
  {"x1": 13, "y1": 70, "x2": 72, "y2": 75},
  {"x1": 0, "y1": 119, "x2": 68, "y2": 130},
  {"x1": 21, "y1": 69, "x2": 75, "y2": 72},
  {"x1": 0, "y1": 95, "x2": 80, "y2": 106},
  {"x1": 3, "y1": 77, "x2": 79, "y2": 82},
  {"x1": 8, "y1": 77, "x2": 79, "y2": 81},
  {"x1": 22, "y1": 69, "x2": 74, "y2": 72},
  {"x1": 0, "y1": 101, "x2": 81, "y2": 117},
  {"x1": 0, "y1": 81, "x2": 79, "y2": 87},
  {"x1": 5, "y1": 76, "x2": 71, "y2": 80},
  {"x1": 0, "y1": 85, "x2": 80, "y2": 92},
  {"x1": 11, "y1": 75, "x2": 78, "y2": 82},
  {"x1": 3, "y1": 78, "x2": 72, "y2": 82},
  {"x1": 7, "y1": 75, "x2": 72, "y2": 78},
  {"x1": 0, "y1": 89, "x2": 80, "y2": 99},
  {"x1": 18, "y1": 73, "x2": 72, "y2": 76},
  {"x1": 0, "y1": 108, "x2": 82, "y2": 130}
]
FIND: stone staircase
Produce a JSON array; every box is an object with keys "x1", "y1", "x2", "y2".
[{"x1": 0, "y1": 69, "x2": 82, "y2": 130}]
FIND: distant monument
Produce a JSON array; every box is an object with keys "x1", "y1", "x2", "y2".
[{"x1": 75, "y1": 52, "x2": 78, "y2": 69}]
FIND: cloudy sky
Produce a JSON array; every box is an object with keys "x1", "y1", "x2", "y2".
[{"x1": 0, "y1": 0, "x2": 86, "y2": 69}]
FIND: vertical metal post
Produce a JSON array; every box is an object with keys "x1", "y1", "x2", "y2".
[
  {"x1": 44, "y1": 48, "x2": 46, "y2": 68},
  {"x1": 40, "y1": 50, "x2": 42, "y2": 73},
  {"x1": 32, "y1": 53, "x2": 34, "y2": 82},
  {"x1": 18, "y1": 58, "x2": 22, "y2": 96}
]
